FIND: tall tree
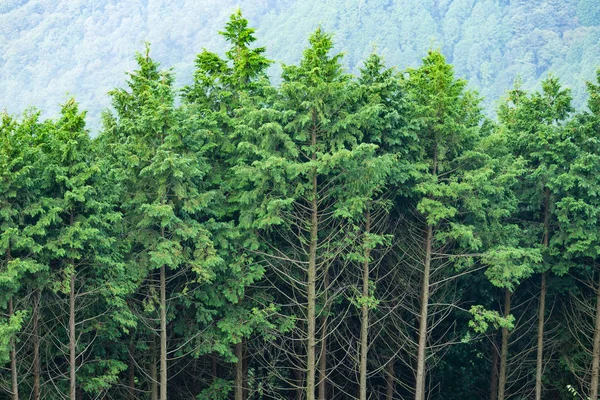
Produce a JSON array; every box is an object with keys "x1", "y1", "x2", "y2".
[
  {"x1": 498, "y1": 76, "x2": 574, "y2": 400},
  {"x1": 103, "y1": 45, "x2": 219, "y2": 400}
]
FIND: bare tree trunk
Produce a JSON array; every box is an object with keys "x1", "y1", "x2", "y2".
[
  {"x1": 235, "y1": 340, "x2": 244, "y2": 400},
  {"x1": 160, "y1": 263, "x2": 167, "y2": 400},
  {"x1": 307, "y1": 125, "x2": 318, "y2": 400},
  {"x1": 490, "y1": 339, "x2": 499, "y2": 400},
  {"x1": 33, "y1": 290, "x2": 40, "y2": 400},
  {"x1": 8, "y1": 297, "x2": 18, "y2": 400},
  {"x1": 386, "y1": 357, "x2": 395, "y2": 400},
  {"x1": 150, "y1": 336, "x2": 158, "y2": 400},
  {"x1": 69, "y1": 267, "x2": 76, "y2": 400},
  {"x1": 535, "y1": 188, "x2": 550, "y2": 400},
  {"x1": 359, "y1": 207, "x2": 372, "y2": 400},
  {"x1": 212, "y1": 354, "x2": 218, "y2": 382},
  {"x1": 414, "y1": 224, "x2": 433, "y2": 400},
  {"x1": 243, "y1": 341, "x2": 249, "y2": 400},
  {"x1": 318, "y1": 269, "x2": 329, "y2": 400},
  {"x1": 128, "y1": 334, "x2": 136, "y2": 400},
  {"x1": 498, "y1": 289, "x2": 512, "y2": 400},
  {"x1": 535, "y1": 272, "x2": 547, "y2": 400},
  {"x1": 590, "y1": 273, "x2": 600, "y2": 400}
]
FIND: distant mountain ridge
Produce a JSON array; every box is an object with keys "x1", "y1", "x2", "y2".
[{"x1": 1, "y1": 0, "x2": 600, "y2": 132}]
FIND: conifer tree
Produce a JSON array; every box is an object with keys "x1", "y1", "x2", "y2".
[
  {"x1": 0, "y1": 112, "x2": 47, "y2": 400},
  {"x1": 103, "y1": 46, "x2": 219, "y2": 400},
  {"x1": 496, "y1": 76, "x2": 574, "y2": 400}
]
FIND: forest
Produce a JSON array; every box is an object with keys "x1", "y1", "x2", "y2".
[
  {"x1": 3, "y1": 8, "x2": 600, "y2": 400},
  {"x1": 3, "y1": 0, "x2": 600, "y2": 131}
]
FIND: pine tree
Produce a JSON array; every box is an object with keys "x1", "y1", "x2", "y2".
[
  {"x1": 0, "y1": 111, "x2": 47, "y2": 400},
  {"x1": 103, "y1": 45, "x2": 219, "y2": 400}
]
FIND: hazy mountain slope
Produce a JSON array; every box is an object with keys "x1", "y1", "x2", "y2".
[{"x1": 2, "y1": 0, "x2": 600, "y2": 132}]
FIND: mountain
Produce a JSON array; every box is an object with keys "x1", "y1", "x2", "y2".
[{"x1": 2, "y1": 0, "x2": 600, "y2": 132}]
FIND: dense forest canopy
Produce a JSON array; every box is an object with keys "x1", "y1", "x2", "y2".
[
  {"x1": 2, "y1": 0, "x2": 600, "y2": 131},
  {"x1": 4, "y1": 5, "x2": 600, "y2": 400}
]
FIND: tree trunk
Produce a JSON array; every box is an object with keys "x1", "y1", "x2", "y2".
[
  {"x1": 150, "y1": 335, "x2": 158, "y2": 400},
  {"x1": 414, "y1": 224, "x2": 433, "y2": 400},
  {"x1": 8, "y1": 297, "x2": 18, "y2": 400},
  {"x1": 235, "y1": 340, "x2": 244, "y2": 400},
  {"x1": 160, "y1": 264, "x2": 167, "y2": 400},
  {"x1": 243, "y1": 341, "x2": 249, "y2": 400},
  {"x1": 590, "y1": 273, "x2": 600, "y2": 400},
  {"x1": 69, "y1": 268, "x2": 76, "y2": 400},
  {"x1": 386, "y1": 357, "x2": 395, "y2": 400},
  {"x1": 490, "y1": 339, "x2": 499, "y2": 400},
  {"x1": 535, "y1": 188, "x2": 550, "y2": 400},
  {"x1": 359, "y1": 207, "x2": 372, "y2": 400},
  {"x1": 498, "y1": 289, "x2": 512, "y2": 400},
  {"x1": 212, "y1": 354, "x2": 218, "y2": 382},
  {"x1": 306, "y1": 124, "x2": 318, "y2": 400},
  {"x1": 318, "y1": 268, "x2": 329, "y2": 400},
  {"x1": 33, "y1": 290, "x2": 40, "y2": 400},
  {"x1": 128, "y1": 334, "x2": 136, "y2": 400},
  {"x1": 535, "y1": 272, "x2": 547, "y2": 400}
]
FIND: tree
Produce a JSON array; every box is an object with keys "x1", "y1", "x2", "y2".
[
  {"x1": 0, "y1": 111, "x2": 47, "y2": 400},
  {"x1": 497, "y1": 76, "x2": 574, "y2": 400},
  {"x1": 103, "y1": 45, "x2": 219, "y2": 400}
]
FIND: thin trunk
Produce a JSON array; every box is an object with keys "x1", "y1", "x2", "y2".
[
  {"x1": 212, "y1": 355, "x2": 218, "y2": 382},
  {"x1": 150, "y1": 336, "x2": 158, "y2": 400},
  {"x1": 318, "y1": 269, "x2": 329, "y2": 400},
  {"x1": 307, "y1": 122, "x2": 318, "y2": 400},
  {"x1": 68, "y1": 210, "x2": 76, "y2": 400},
  {"x1": 359, "y1": 207, "x2": 372, "y2": 400},
  {"x1": 8, "y1": 297, "x2": 18, "y2": 400},
  {"x1": 69, "y1": 265, "x2": 76, "y2": 400},
  {"x1": 160, "y1": 264, "x2": 167, "y2": 400},
  {"x1": 535, "y1": 188, "x2": 550, "y2": 400},
  {"x1": 386, "y1": 357, "x2": 395, "y2": 400},
  {"x1": 235, "y1": 340, "x2": 244, "y2": 400},
  {"x1": 414, "y1": 224, "x2": 433, "y2": 400},
  {"x1": 535, "y1": 272, "x2": 547, "y2": 400},
  {"x1": 243, "y1": 341, "x2": 249, "y2": 400},
  {"x1": 498, "y1": 289, "x2": 512, "y2": 400},
  {"x1": 33, "y1": 290, "x2": 41, "y2": 400},
  {"x1": 490, "y1": 340, "x2": 499, "y2": 400},
  {"x1": 590, "y1": 273, "x2": 600, "y2": 400},
  {"x1": 128, "y1": 334, "x2": 136, "y2": 400}
]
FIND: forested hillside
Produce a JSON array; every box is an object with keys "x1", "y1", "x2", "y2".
[
  {"x1": 4, "y1": 8, "x2": 600, "y2": 400},
  {"x1": 2, "y1": 0, "x2": 600, "y2": 131}
]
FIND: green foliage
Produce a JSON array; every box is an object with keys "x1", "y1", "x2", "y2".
[{"x1": 577, "y1": 0, "x2": 600, "y2": 26}]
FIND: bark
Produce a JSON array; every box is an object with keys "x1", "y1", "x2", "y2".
[
  {"x1": 490, "y1": 339, "x2": 499, "y2": 400},
  {"x1": 160, "y1": 264, "x2": 167, "y2": 400},
  {"x1": 535, "y1": 272, "x2": 547, "y2": 400},
  {"x1": 386, "y1": 357, "x2": 395, "y2": 400},
  {"x1": 498, "y1": 289, "x2": 512, "y2": 400},
  {"x1": 8, "y1": 297, "x2": 18, "y2": 400},
  {"x1": 306, "y1": 122, "x2": 318, "y2": 400},
  {"x1": 150, "y1": 336, "x2": 158, "y2": 400},
  {"x1": 212, "y1": 354, "x2": 218, "y2": 382},
  {"x1": 318, "y1": 269, "x2": 329, "y2": 400},
  {"x1": 359, "y1": 207, "x2": 372, "y2": 400},
  {"x1": 243, "y1": 341, "x2": 249, "y2": 400},
  {"x1": 69, "y1": 266, "x2": 76, "y2": 400},
  {"x1": 590, "y1": 273, "x2": 600, "y2": 400},
  {"x1": 535, "y1": 188, "x2": 550, "y2": 400},
  {"x1": 235, "y1": 340, "x2": 244, "y2": 400},
  {"x1": 128, "y1": 334, "x2": 136, "y2": 400},
  {"x1": 414, "y1": 224, "x2": 433, "y2": 400},
  {"x1": 33, "y1": 290, "x2": 40, "y2": 400}
]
